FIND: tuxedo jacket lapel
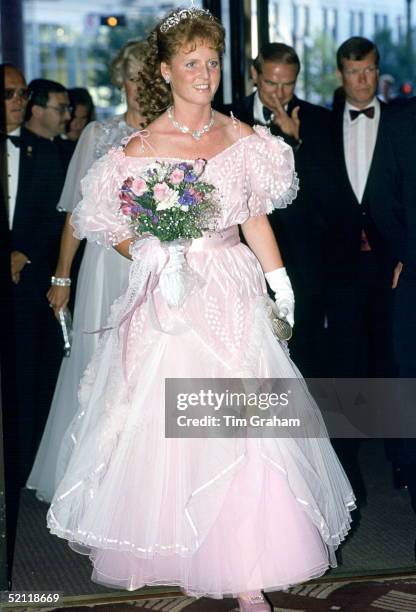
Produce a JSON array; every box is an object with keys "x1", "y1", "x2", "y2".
[
  {"x1": 361, "y1": 102, "x2": 386, "y2": 207},
  {"x1": 13, "y1": 128, "x2": 36, "y2": 231}
]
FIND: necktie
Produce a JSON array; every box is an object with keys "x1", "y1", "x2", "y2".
[
  {"x1": 349, "y1": 106, "x2": 375, "y2": 121},
  {"x1": 263, "y1": 106, "x2": 273, "y2": 123},
  {"x1": 7, "y1": 134, "x2": 21, "y2": 147}
]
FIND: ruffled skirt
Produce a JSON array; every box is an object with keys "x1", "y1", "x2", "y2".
[{"x1": 47, "y1": 241, "x2": 355, "y2": 598}]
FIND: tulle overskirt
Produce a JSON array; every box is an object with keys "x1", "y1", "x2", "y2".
[{"x1": 47, "y1": 242, "x2": 355, "y2": 597}]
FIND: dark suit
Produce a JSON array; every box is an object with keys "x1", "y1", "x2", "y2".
[
  {"x1": 7, "y1": 126, "x2": 73, "y2": 484},
  {"x1": 370, "y1": 99, "x2": 416, "y2": 508},
  {"x1": 325, "y1": 101, "x2": 398, "y2": 504},
  {"x1": 371, "y1": 99, "x2": 416, "y2": 374},
  {"x1": 325, "y1": 101, "x2": 397, "y2": 378},
  {"x1": 0, "y1": 148, "x2": 20, "y2": 581},
  {"x1": 229, "y1": 93, "x2": 332, "y2": 376}
]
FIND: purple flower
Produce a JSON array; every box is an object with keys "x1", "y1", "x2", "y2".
[
  {"x1": 179, "y1": 190, "x2": 197, "y2": 206},
  {"x1": 184, "y1": 173, "x2": 198, "y2": 183}
]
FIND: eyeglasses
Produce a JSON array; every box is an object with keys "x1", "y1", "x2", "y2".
[
  {"x1": 44, "y1": 104, "x2": 73, "y2": 115},
  {"x1": 5, "y1": 88, "x2": 30, "y2": 100},
  {"x1": 343, "y1": 66, "x2": 378, "y2": 77}
]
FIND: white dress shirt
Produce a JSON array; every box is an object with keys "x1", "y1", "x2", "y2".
[
  {"x1": 343, "y1": 97, "x2": 380, "y2": 203},
  {"x1": 253, "y1": 91, "x2": 269, "y2": 124},
  {"x1": 6, "y1": 127, "x2": 21, "y2": 229}
]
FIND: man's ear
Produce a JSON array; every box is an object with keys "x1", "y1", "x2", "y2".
[
  {"x1": 250, "y1": 65, "x2": 258, "y2": 85},
  {"x1": 31, "y1": 104, "x2": 44, "y2": 120},
  {"x1": 336, "y1": 69, "x2": 343, "y2": 85}
]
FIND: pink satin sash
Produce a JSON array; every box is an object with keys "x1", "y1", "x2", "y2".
[
  {"x1": 189, "y1": 226, "x2": 240, "y2": 252},
  {"x1": 86, "y1": 228, "x2": 241, "y2": 386}
]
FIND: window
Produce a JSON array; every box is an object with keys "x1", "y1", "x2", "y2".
[
  {"x1": 349, "y1": 10, "x2": 355, "y2": 36},
  {"x1": 23, "y1": 0, "x2": 200, "y2": 116},
  {"x1": 292, "y1": 2, "x2": 299, "y2": 46},
  {"x1": 358, "y1": 11, "x2": 364, "y2": 36},
  {"x1": 322, "y1": 7, "x2": 328, "y2": 34}
]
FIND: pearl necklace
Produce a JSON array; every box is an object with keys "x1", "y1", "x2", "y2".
[{"x1": 167, "y1": 106, "x2": 215, "y2": 140}]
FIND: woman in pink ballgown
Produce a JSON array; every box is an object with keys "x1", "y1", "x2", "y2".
[{"x1": 47, "y1": 8, "x2": 355, "y2": 611}]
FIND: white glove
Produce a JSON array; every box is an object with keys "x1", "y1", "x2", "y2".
[
  {"x1": 159, "y1": 243, "x2": 188, "y2": 308},
  {"x1": 265, "y1": 267, "x2": 295, "y2": 327}
]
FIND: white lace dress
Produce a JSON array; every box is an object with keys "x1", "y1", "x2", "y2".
[{"x1": 26, "y1": 116, "x2": 137, "y2": 502}]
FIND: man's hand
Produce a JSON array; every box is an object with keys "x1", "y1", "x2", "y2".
[
  {"x1": 11, "y1": 251, "x2": 30, "y2": 284},
  {"x1": 47, "y1": 285, "x2": 70, "y2": 319},
  {"x1": 270, "y1": 97, "x2": 300, "y2": 141},
  {"x1": 392, "y1": 261, "x2": 403, "y2": 289}
]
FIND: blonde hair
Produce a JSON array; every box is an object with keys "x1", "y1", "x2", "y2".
[
  {"x1": 110, "y1": 40, "x2": 149, "y2": 89},
  {"x1": 136, "y1": 9, "x2": 225, "y2": 124}
]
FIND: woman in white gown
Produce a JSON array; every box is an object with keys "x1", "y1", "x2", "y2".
[
  {"x1": 26, "y1": 40, "x2": 148, "y2": 502},
  {"x1": 47, "y1": 9, "x2": 355, "y2": 611}
]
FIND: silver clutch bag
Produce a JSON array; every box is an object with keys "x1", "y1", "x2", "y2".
[
  {"x1": 58, "y1": 307, "x2": 73, "y2": 357},
  {"x1": 268, "y1": 300, "x2": 293, "y2": 342}
]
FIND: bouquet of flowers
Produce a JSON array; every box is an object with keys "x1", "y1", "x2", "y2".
[
  {"x1": 119, "y1": 158, "x2": 217, "y2": 242},
  {"x1": 119, "y1": 159, "x2": 218, "y2": 307}
]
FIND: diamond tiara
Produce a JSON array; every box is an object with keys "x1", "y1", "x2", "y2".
[{"x1": 159, "y1": 7, "x2": 214, "y2": 33}]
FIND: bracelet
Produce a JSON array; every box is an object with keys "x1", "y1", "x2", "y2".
[{"x1": 51, "y1": 276, "x2": 71, "y2": 287}]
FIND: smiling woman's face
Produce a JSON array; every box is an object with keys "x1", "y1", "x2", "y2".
[{"x1": 161, "y1": 39, "x2": 221, "y2": 107}]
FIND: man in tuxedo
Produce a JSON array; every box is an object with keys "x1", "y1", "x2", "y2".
[
  {"x1": 369, "y1": 100, "x2": 416, "y2": 520},
  {"x1": 326, "y1": 37, "x2": 396, "y2": 378},
  {"x1": 325, "y1": 37, "x2": 397, "y2": 503},
  {"x1": 230, "y1": 43, "x2": 331, "y2": 377},
  {"x1": 0, "y1": 62, "x2": 25, "y2": 585},
  {"x1": 5, "y1": 75, "x2": 73, "y2": 485}
]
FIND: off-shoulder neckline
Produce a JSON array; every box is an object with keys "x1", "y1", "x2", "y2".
[{"x1": 120, "y1": 132, "x2": 257, "y2": 164}]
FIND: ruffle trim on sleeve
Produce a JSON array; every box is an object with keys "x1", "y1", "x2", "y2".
[
  {"x1": 71, "y1": 148, "x2": 134, "y2": 248},
  {"x1": 271, "y1": 167, "x2": 299, "y2": 210},
  {"x1": 246, "y1": 126, "x2": 299, "y2": 215}
]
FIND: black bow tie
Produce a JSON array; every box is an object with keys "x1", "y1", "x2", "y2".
[
  {"x1": 263, "y1": 106, "x2": 273, "y2": 123},
  {"x1": 349, "y1": 106, "x2": 375, "y2": 121},
  {"x1": 7, "y1": 134, "x2": 21, "y2": 147}
]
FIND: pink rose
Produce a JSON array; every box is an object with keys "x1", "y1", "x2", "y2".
[
  {"x1": 193, "y1": 158, "x2": 206, "y2": 176},
  {"x1": 169, "y1": 168, "x2": 185, "y2": 184},
  {"x1": 131, "y1": 177, "x2": 147, "y2": 196},
  {"x1": 153, "y1": 182, "x2": 170, "y2": 201},
  {"x1": 120, "y1": 204, "x2": 132, "y2": 215}
]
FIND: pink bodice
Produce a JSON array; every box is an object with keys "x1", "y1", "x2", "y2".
[{"x1": 71, "y1": 126, "x2": 299, "y2": 248}]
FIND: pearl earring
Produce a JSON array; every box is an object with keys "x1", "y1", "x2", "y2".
[{"x1": 165, "y1": 75, "x2": 170, "y2": 84}]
